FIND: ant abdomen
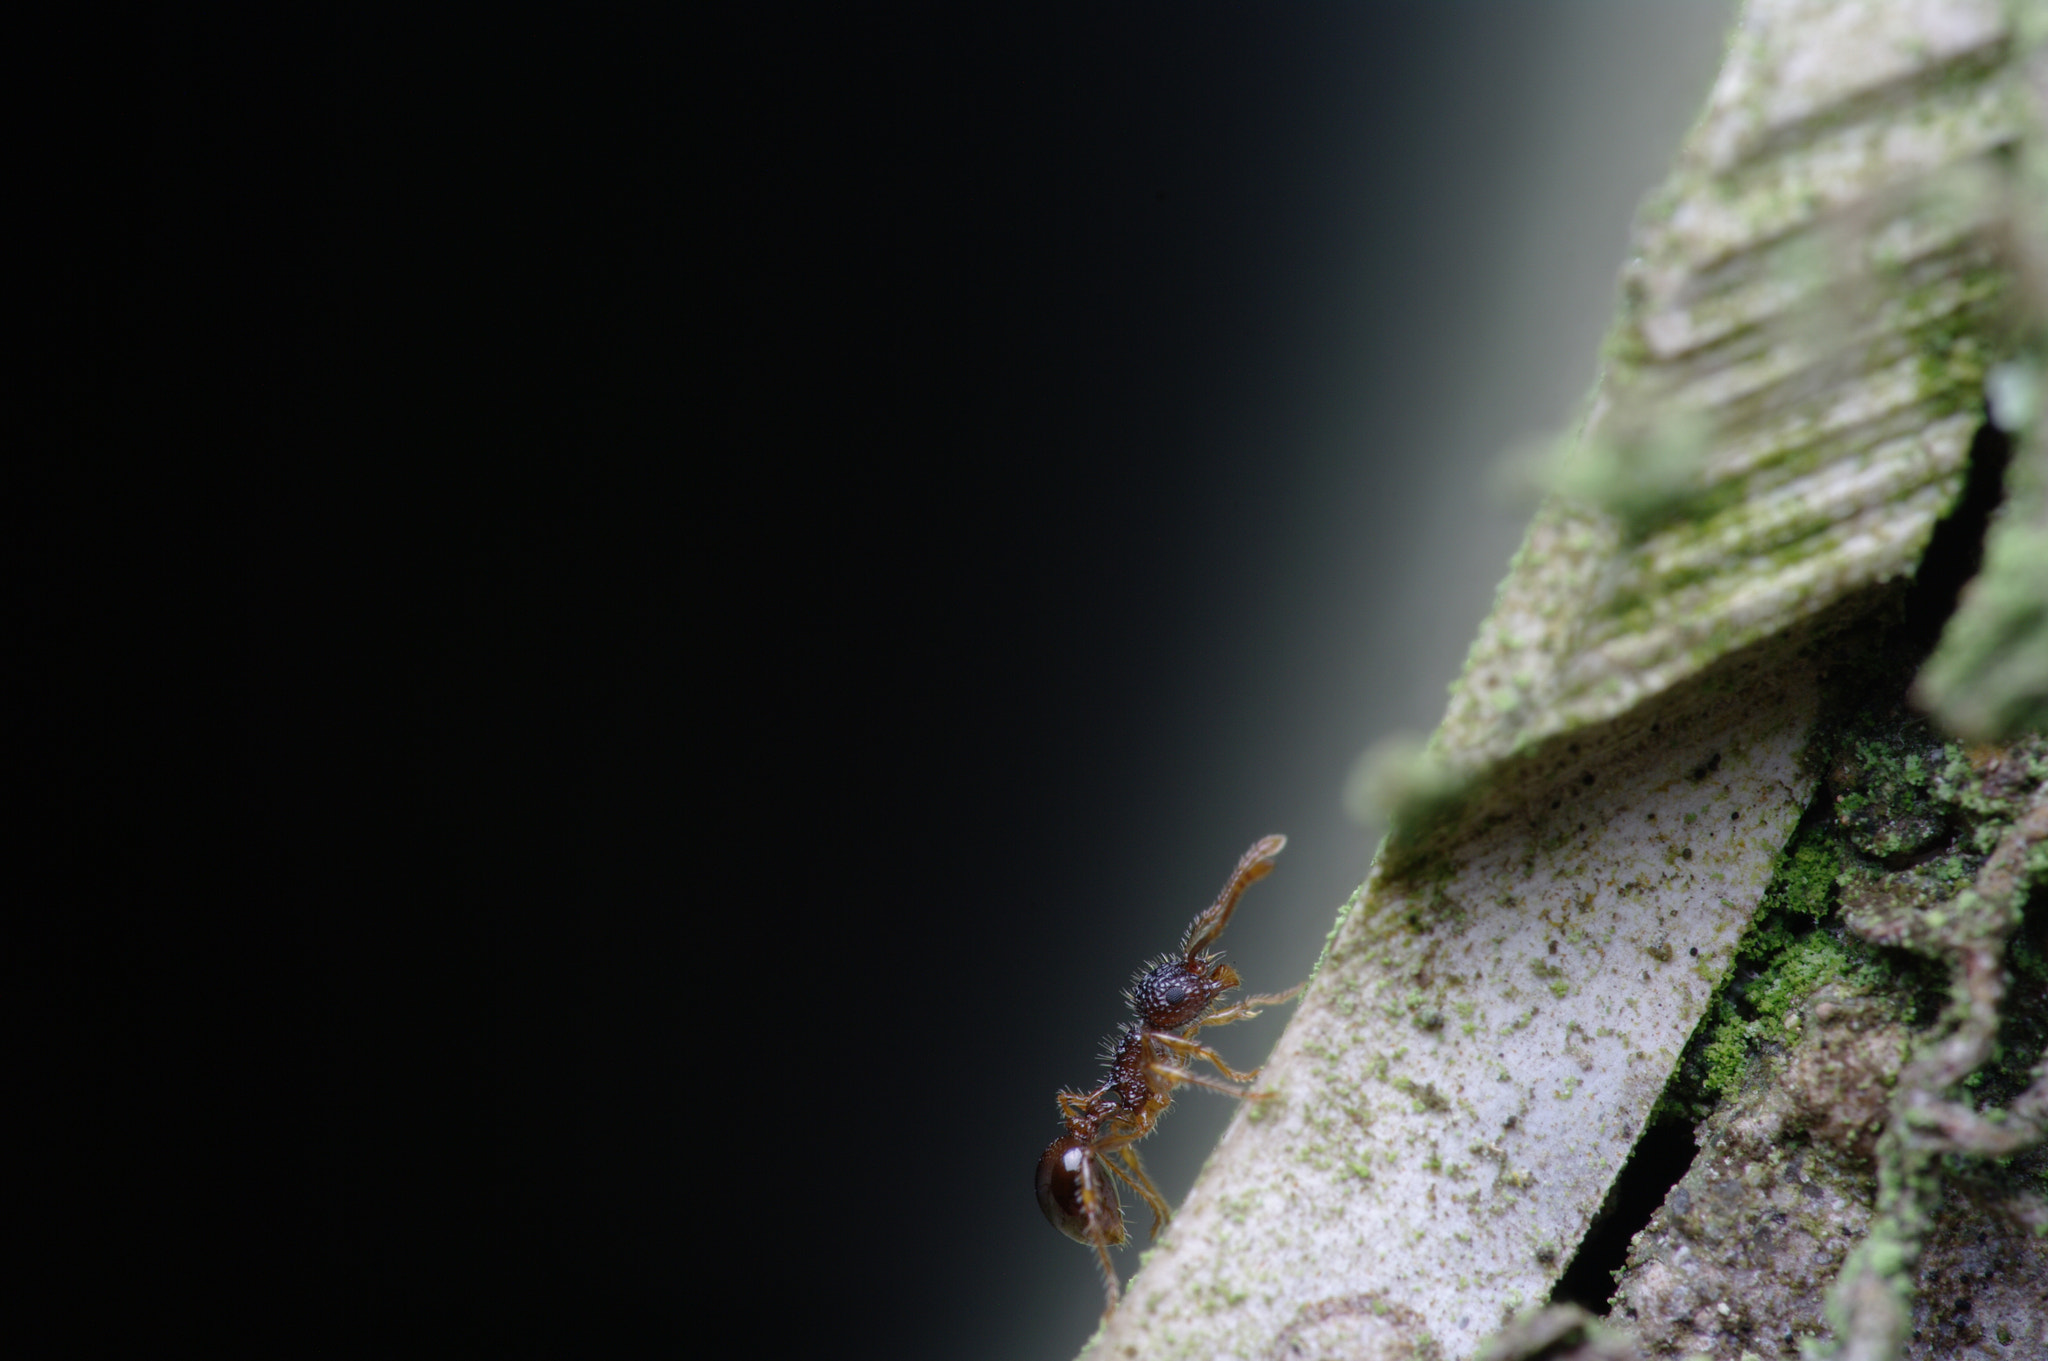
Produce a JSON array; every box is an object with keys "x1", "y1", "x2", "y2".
[{"x1": 1036, "y1": 1134, "x2": 1126, "y2": 1247}]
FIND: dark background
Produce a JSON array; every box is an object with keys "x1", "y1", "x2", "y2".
[{"x1": 26, "y1": 3, "x2": 1730, "y2": 1355}]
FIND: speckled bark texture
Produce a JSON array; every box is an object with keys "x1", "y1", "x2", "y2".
[
  {"x1": 1472, "y1": 1304, "x2": 1645, "y2": 1361},
  {"x1": 1609, "y1": 730, "x2": 2048, "y2": 1360},
  {"x1": 1612, "y1": 1136, "x2": 2048, "y2": 1359},
  {"x1": 1078, "y1": 2, "x2": 2048, "y2": 1358},
  {"x1": 1613, "y1": 987, "x2": 2048, "y2": 1361}
]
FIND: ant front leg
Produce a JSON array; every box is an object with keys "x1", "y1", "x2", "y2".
[{"x1": 1192, "y1": 978, "x2": 1308, "y2": 1032}]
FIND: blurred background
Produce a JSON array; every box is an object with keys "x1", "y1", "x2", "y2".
[{"x1": 28, "y1": 2, "x2": 1733, "y2": 1356}]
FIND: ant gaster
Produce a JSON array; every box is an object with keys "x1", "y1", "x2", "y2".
[{"x1": 1035, "y1": 835, "x2": 1305, "y2": 1311}]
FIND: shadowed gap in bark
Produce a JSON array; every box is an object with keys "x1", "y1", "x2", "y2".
[
  {"x1": 1548, "y1": 1118, "x2": 1700, "y2": 1315},
  {"x1": 1900, "y1": 415, "x2": 2012, "y2": 650}
]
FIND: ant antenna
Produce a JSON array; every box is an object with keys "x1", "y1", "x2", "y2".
[{"x1": 1181, "y1": 833, "x2": 1285, "y2": 961}]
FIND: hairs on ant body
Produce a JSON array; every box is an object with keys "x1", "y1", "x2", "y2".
[{"x1": 1035, "y1": 835, "x2": 1306, "y2": 1312}]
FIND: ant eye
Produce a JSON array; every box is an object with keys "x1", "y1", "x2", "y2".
[
  {"x1": 1163, "y1": 981, "x2": 1190, "y2": 1005},
  {"x1": 1035, "y1": 1136, "x2": 1125, "y2": 1247}
]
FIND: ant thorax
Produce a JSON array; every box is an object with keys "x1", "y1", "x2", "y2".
[{"x1": 1104, "y1": 1024, "x2": 1166, "y2": 1115}]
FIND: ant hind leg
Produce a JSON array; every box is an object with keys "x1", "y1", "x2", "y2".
[
  {"x1": 1102, "y1": 1143, "x2": 1172, "y2": 1239},
  {"x1": 1076, "y1": 1146, "x2": 1125, "y2": 1312}
]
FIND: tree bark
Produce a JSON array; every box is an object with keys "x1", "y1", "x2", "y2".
[{"x1": 1082, "y1": 3, "x2": 2048, "y2": 1357}]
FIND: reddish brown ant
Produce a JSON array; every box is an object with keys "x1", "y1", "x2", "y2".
[{"x1": 1035, "y1": 835, "x2": 1306, "y2": 1310}]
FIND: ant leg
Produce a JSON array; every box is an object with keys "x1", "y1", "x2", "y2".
[
  {"x1": 1092, "y1": 1251, "x2": 1120, "y2": 1314},
  {"x1": 1088, "y1": 1127, "x2": 1174, "y2": 1238},
  {"x1": 1104, "y1": 1144, "x2": 1172, "y2": 1239},
  {"x1": 1149, "y1": 1031, "x2": 1264, "y2": 1085},
  {"x1": 1148, "y1": 1060, "x2": 1264, "y2": 1099},
  {"x1": 1244, "y1": 980, "x2": 1308, "y2": 1007},
  {"x1": 1056, "y1": 1085, "x2": 1112, "y2": 1123},
  {"x1": 1195, "y1": 978, "x2": 1308, "y2": 1030},
  {"x1": 1077, "y1": 1152, "x2": 1123, "y2": 1311}
]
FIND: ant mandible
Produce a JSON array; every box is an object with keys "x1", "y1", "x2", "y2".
[{"x1": 1035, "y1": 835, "x2": 1306, "y2": 1310}]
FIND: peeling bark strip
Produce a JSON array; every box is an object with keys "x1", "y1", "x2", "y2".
[
  {"x1": 1430, "y1": 0, "x2": 2020, "y2": 790},
  {"x1": 1081, "y1": 1, "x2": 2041, "y2": 1358},
  {"x1": 1092, "y1": 674, "x2": 1817, "y2": 1360}
]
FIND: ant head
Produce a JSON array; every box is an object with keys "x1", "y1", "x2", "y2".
[
  {"x1": 1129, "y1": 954, "x2": 1240, "y2": 1031},
  {"x1": 1035, "y1": 1134, "x2": 1128, "y2": 1247}
]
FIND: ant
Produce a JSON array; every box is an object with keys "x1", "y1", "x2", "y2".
[{"x1": 1035, "y1": 835, "x2": 1306, "y2": 1310}]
